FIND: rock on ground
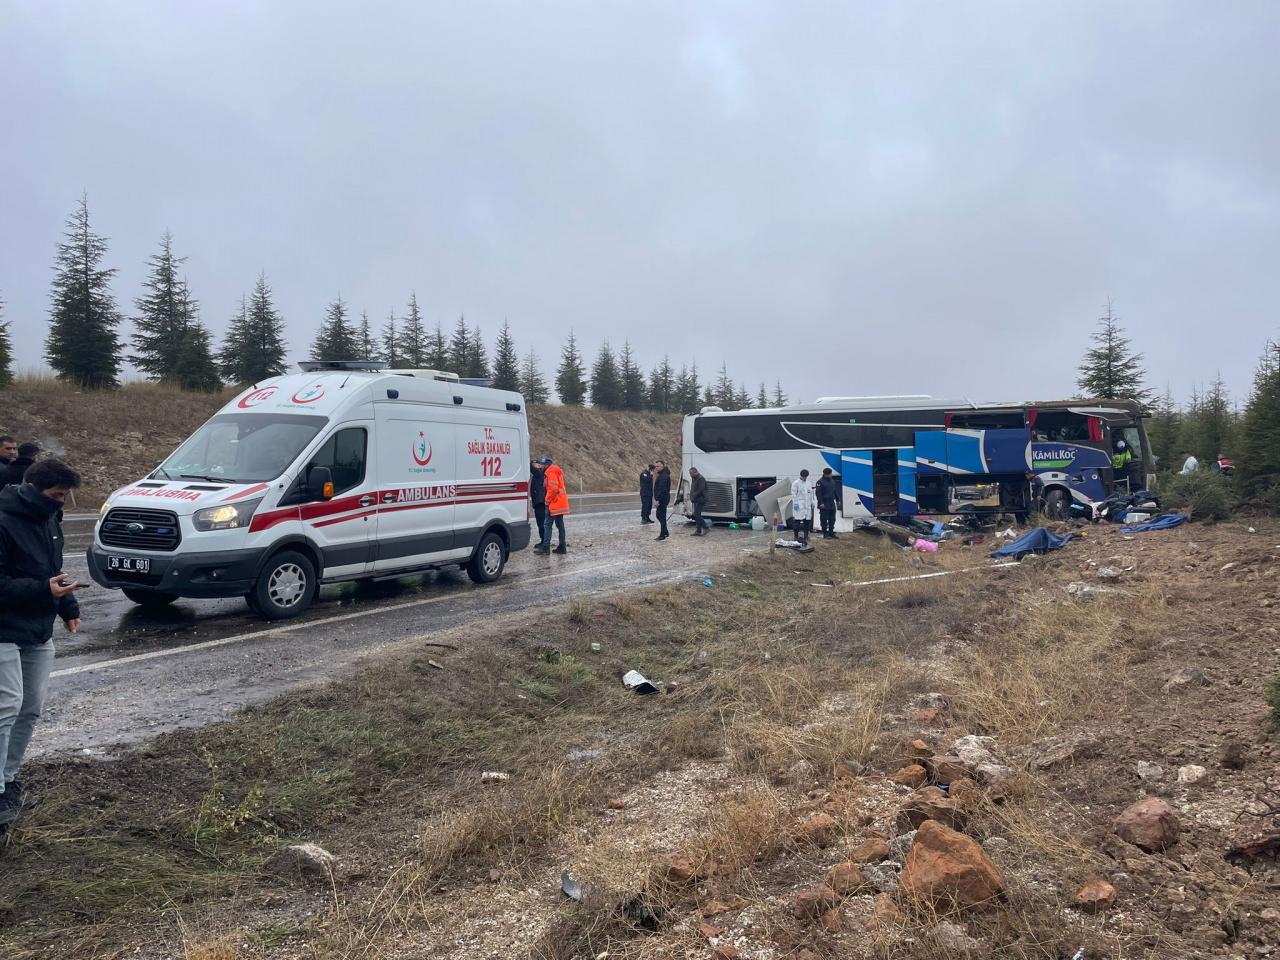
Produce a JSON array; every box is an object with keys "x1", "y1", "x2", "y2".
[
  {"x1": 265, "y1": 842, "x2": 338, "y2": 883},
  {"x1": 1115, "y1": 797, "x2": 1181, "y2": 852},
  {"x1": 899, "y1": 820, "x2": 1006, "y2": 910}
]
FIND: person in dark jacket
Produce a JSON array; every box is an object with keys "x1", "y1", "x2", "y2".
[
  {"x1": 2, "y1": 442, "x2": 39, "y2": 488},
  {"x1": 529, "y1": 459, "x2": 547, "y2": 549},
  {"x1": 0, "y1": 437, "x2": 16, "y2": 479},
  {"x1": 816, "y1": 467, "x2": 840, "y2": 539},
  {"x1": 639, "y1": 464, "x2": 655, "y2": 524},
  {"x1": 0, "y1": 459, "x2": 82, "y2": 828},
  {"x1": 689, "y1": 466, "x2": 708, "y2": 536},
  {"x1": 653, "y1": 461, "x2": 672, "y2": 541}
]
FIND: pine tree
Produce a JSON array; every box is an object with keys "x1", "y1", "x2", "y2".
[
  {"x1": 311, "y1": 294, "x2": 359, "y2": 361},
  {"x1": 619, "y1": 341, "x2": 646, "y2": 411},
  {"x1": 556, "y1": 331, "x2": 587, "y2": 406},
  {"x1": 219, "y1": 273, "x2": 289, "y2": 384},
  {"x1": 756, "y1": 383, "x2": 769, "y2": 408},
  {"x1": 399, "y1": 292, "x2": 427, "y2": 367},
  {"x1": 447, "y1": 316, "x2": 472, "y2": 375},
  {"x1": 468, "y1": 321, "x2": 489, "y2": 379},
  {"x1": 1076, "y1": 301, "x2": 1149, "y2": 401},
  {"x1": 702, "y1": 385, "x2": 716, "y2": 407},
  {"x1": 0, "y1": 294, "x2": 13, "y2": 388},
  {"x1": 735, "y1": 383, "x2": 753, "y2": 410},
  {"x1": 46, "y1": 194, "x2": 123, "y2": 388},
  {"x1": 131, "y1": 232, "x2": 199, "y2": 382},
  {"x1": 519, "y1": 347, "x2": 550, "y2": 404},
  {"x1": 1146, "y1": 385, "x2": 1182, "y2": 472},
  {"x1": 675, "y1": 363, "x2": 702, "y2": 414},
  {"x1": 1237, "y1": 339, "x2": 1280, "y2": 497},
  {"x1": 773, "y1": 379, "x2": 787, "y2": 406},
  {"x1": 491, "y1": 320, "x2": 521, "y2": 390},
  {"x1": 713, "y1": 363, "x2": 735, "y2": 408},
  {"x1": 170, "y1": 308, "x2": 223, "y2": 392},
  {"x1": 380, "y1": 310, "x2": 402, "y2": 367},
  {"x1": 647, "y1": 356, "x2": 675, "y2": 413},
  {"x1": 1180, "y1": 374, "x2": 1234, "y2": 464},
  {"x1": 425, "y1": 321, "x2": 449, "y2": 370},
  {"x1": 590, "y1": 341, "x2": 622, "y2": 409},
  {"x1": 357, "y1": 311, "x2": 376, "y2": 361}
]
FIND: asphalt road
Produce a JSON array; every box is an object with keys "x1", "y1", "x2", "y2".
[{"x1": 39, "y1": 495, "x2": 761, "y2": 758}]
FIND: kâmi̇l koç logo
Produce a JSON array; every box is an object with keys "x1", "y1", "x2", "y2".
[{"x1": 1032, "y1": 446, "x2": 1077, "y2": 471}]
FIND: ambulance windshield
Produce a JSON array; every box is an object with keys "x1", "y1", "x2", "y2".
[{"x1": 158, "y1": 414, "x2": 328, "y2": 484}]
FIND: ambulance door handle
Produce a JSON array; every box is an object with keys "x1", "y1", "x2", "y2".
[{"x1": 359, "y1": 496, "x2": 374, "y2": 507}]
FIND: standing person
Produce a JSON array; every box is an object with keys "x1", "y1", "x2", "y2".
[
  {"x1": 0, "y1": 438, "x2": 15, "y2": 489},
  {"x1": 529, "y1": 459, "x2": 548, "y2": 553},
  {"x1": 541, "y1": 457, "x2": 570, "y2": 555},
  {"x1": 639, "y1": 464, "x2": 655, "y2": 525},
  {"x1": 2, "y1": 443, "x2": 39, "y2": 488},
  {"x1": 816, "y1": 467, "x2": 840, "y2": 539},
  {"x1": 689, "y1": 466, "x2": 708, "y2": 536},
  {"x1": 790, "y1": 469, "x2": 815, "y2": 544},
  {"x1": 1180, "y1": 451, "x2": 1199, "y2": 475},
  {"x1": 653, "y1": 460, "x2": 671, "y2": 541},
  {"x1": 0, "y1": 459, "x2": 83, "y2": 829}
]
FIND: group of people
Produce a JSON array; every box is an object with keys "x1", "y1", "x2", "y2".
[
  {"x1": 787, "y1": 466, "x2": 841, "y2": 544},
  {"x1": 0, "y1": 435, "x2": 84, "y2": 834},
  {"x1": 637, "y1": 461, "x2": 686, "y2": 540}
]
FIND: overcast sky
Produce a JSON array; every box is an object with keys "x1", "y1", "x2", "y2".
[{"x1": 2, "y1": 1, "x2": 1277, "y2": 405}]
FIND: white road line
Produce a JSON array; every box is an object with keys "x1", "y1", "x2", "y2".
[{"x1": 51, "y1": 559, "x2": 633, "y2": 678}]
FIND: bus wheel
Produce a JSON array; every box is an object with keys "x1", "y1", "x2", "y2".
[
  {"x1": 467, "y1": 531, "x2": 507, "y2": 584},
  {"x1": 252, "y1": 550, "x2": 317, "y2": 620},
  {"x1": 1043, "y1": 489, "x2": 1071, "y2": 520}
]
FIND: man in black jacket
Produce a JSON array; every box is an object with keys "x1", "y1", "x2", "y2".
[
  {"x1": 653, "y1": 461, "x2": 671, "y2": 541},
  {"x1": 639, "y1": 464, "x2": 654, "y2": 524},
  {"x1": 0, "y1": 437, "x2": 16, "y2": 480},
  {"x1": 0, "y1": 459, "x2": 82, "y2": 828},
  {"x1": 529, "y1": 459, "x2": 548, "y2": 553},
  {"x1": 689, "y1": 466, "x2": 708, "y2": 536},
  {"x1": 1, "y1": 442, "x2": 39, "y2": 488},
  {"x1": 816, "y1": 467, "x2": 840, "y2": 539}
]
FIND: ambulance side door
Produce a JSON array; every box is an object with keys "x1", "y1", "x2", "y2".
[{"x1": 372, "y1": 409, "x2": 463, "y2": 573}]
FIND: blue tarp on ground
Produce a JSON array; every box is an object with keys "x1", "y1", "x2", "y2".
[
  {"x1": 991, "y1": 527, "x2": 1076, "y2": 559},
  {"x1": 1121, "y1": 513, "x2": 1188, "y2": 533}
]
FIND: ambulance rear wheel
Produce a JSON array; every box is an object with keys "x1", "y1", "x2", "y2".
[
  {"x1": 252, "y1": 550, "x2": 317, "y2": 619},
  {"x1": 467, "y1": 531, "x2": 506, "y2": 584}
]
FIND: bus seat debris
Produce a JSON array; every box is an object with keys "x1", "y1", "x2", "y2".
[{"x1": 1121, "y1": 513, "x2": 1188, "y2": 533}]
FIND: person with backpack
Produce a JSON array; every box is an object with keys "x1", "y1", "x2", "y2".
[{"x1": 0, "y1": 459, "x2": 83, "y2": 830}]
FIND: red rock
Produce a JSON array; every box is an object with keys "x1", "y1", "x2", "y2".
[
  {"x1": 892, "y1": 763, "x2": 929, "y2": 788},
  {"x1": 900, "y1": 820, "x2": 1006, "y2": 910},
  {"x1": 915, "y1": 707, "x2": 942, "y2": 724},
  {"x1": 826, "y1": 861, "x2": 868, "y2": 896},
  {"x1": 834, "y1": 760, "x2": 863, "y2": 780},
  {"x1": 1076, "y1": 878, "x2": 1117, "y2": 913},
  {"x1": 607, "y1": 798, "x2": 627, "y2": 810},
  {"x1": 701, "y1": 899, "x2": 732, "y2": 917},
  {"x1": 896, "y1": 786, "x2": 967, "y2": 832},
  {"x1": 798, "y1": 812, "x2": 838, "y2": 848},
  {"x1": 907, "y1": 738, "x2": 933, "y2": 761},
  {"x1": 869, "y1": 893, "x2": 904, "y2": 929},
  {"x1": 697, "y1": 921, "x2": 722, "y2": 939},
  {"x1": 947, "y1": 776, "x2": 983, "y2": 810},
  {"x1": 928, "y1": 755, "x2": 969, "y2": 783},
  {"x1": 666, "y1": 854, "x2": 699, "y2": 882},
  {"x1": 819, "y1": 907, "x2": 843, "y2": 932},
  {"x1": 793, "y1": 884, "x2": 837, "y2": 920},
  {"x1": 1114, "y1": 798, "x2": 1180, "y2": 852},
  {"x1": 850, "y1": 837, "x2": 892, "y2": 863},
  {"x1": 712, "y1": 947, "x2": 740, "y2": 960}
]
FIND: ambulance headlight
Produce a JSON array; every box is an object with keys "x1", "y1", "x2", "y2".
[{"x1": 193, "y1": 498, "x2": 263, "y2": 532}]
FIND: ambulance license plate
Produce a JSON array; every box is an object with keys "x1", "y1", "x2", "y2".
[{"x1": 107, "y1": 555, "x2": 151, "y2": 574}]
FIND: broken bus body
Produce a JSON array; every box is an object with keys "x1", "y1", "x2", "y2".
[{"x1": 679, "y1": 396, "x2": 1152, "y2": 523}]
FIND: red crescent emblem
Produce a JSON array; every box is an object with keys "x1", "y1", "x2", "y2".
[
  {"x1": 237, "y1": 386, "x2": 277, "y2": 409},
  {"x1": 412, "y1": 432, "x2": 433, "y2": 466}
]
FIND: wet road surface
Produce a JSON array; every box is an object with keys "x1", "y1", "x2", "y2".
[{"x1": 40, "y1": 497, "x2": 764, "y2": 758}]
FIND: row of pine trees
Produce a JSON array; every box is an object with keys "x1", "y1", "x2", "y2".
[{"x1": 3, "y1": 196, "x2": 784, "y2": 415}]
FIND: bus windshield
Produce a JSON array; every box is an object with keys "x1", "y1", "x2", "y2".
[{"x1": 158, "y1": 413, "x2": 328, "y2": 484}]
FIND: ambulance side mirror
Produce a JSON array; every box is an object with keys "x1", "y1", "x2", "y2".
[{"x1": 307, "y1": 466, "x2": 334, "y2": 501}]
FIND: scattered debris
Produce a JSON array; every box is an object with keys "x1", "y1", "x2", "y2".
[
  {"x1": 622, "y1": 669, "x2": 659, "y2": 694},
  {"x1": 1162, "y1": 667, "x2": 1210, "y2": 693},
  {"x1": 480, "y1": 771, "x2": 511, "y2": 783},
  {"x1": 1176, "y1": 764, "x2": 1209, "y2": 784},
  {"x1": 560, "y1": 869, "x2": 584, "y2": 901},
  {"x1": 264, "y1": 843, "x2": 338, "y2": 883},
  {"x1": 427, "y1": 659, "x2": 444, "y2": 670}
]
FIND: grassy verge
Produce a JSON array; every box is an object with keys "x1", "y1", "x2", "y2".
[{"x1": 2, "y1": 537, "x2": 963, "y2": 958}]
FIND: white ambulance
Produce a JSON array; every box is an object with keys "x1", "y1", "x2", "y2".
[{"x1": 88, "y1": 361, "x2": 532, "y2": 619}]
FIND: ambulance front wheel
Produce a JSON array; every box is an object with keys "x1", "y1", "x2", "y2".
[
  {"x1": 467, "y1": 531, "x2": 506, "y2": 584},
  {"x1": 252, "y1": 550, "x2": 317, "y2": 620}
]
